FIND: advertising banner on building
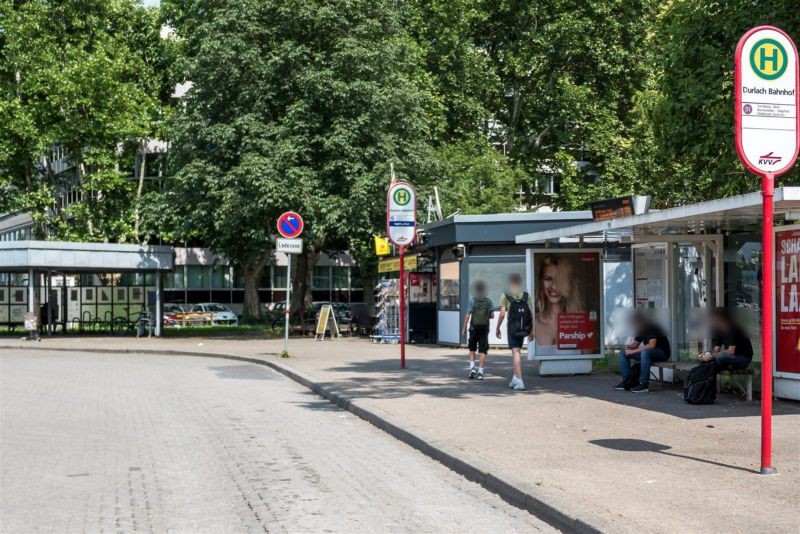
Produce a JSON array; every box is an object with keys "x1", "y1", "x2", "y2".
[
  {"x1": 531, "y1": 251, "x2": 602, "y2": 358},
  {"x1": 777, "y1": 228, "x2": 800, "y2": 375}
]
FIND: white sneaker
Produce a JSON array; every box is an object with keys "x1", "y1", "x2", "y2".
[{"x1": 509, "y1": 376, "x2": 525, "y2": 390}]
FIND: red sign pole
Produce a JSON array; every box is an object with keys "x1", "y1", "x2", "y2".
[
  {"x1": 399, "y1": 245, "x2": 406, "y2": 369},
  {"x1": 760, "y1": 174, "x2": 776, "y2": 474},
  {"x1": 735, "y1": 26, "x2": 799, "y2": 475}
]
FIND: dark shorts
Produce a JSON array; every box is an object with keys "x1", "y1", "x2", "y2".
[
  {"x1": 507, "y1": 333, "x2": 526, "y2": 350},
  {"x1": 468, "y1": 325, "x2": 490, "y2": 354}
]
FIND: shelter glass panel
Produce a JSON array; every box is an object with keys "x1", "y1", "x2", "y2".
[{"x1": 468, "y1": 260, "x2": 525, "y2": 307}]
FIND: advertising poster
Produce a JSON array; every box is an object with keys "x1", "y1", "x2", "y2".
[
  {"x1": 532, "y1": 251, "x2": 601, "y2": 357},
  {"x1": 777, "y1": 229, "x2": 800, "y2": 374}
]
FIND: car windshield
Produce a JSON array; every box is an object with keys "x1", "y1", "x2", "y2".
[
  {"x1": 165, "y1": 305, "x2": 182, "y2": 313},
  {"x1": 207, "y1": 304, "x2": 227, "y2": 312}
]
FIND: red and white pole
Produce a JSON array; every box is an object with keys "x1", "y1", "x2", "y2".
[
  {"x1": 399, "y1": 245, "x2": 406, "y2": 369},
  {"x1": 760, "y1": 174, "x2": 776, "y2": 475}
]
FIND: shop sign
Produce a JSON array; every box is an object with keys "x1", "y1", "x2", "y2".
[{"x1": 378, "y1": 255, "x2": 417, "y2": 273}]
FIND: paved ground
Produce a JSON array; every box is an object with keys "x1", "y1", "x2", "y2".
[
  {"x1": 2, "y1": 336, "x2": 799, "y2": 533},
  {"x1": 0, "y1": 349, "x2": 553, "y2": 533}
]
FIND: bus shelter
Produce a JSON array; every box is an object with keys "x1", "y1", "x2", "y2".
[
  {"x1": 515, "y1": 187, "x2": 800, "y2": 400},
  {"x1": 0, "y1": 241, "x2": 173, "y2": 336}
]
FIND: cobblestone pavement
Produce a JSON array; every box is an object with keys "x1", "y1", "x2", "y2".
[{"x1": 0, "y1": 350, "x2": 553, "y2": 533}]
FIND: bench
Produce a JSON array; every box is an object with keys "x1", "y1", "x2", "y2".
[
  {"x1": 650, "y1": 361, "x2": 753, "y2": 401},
  {"x1": 717, "y1": 369, "x2": 753, "y2": 401}
]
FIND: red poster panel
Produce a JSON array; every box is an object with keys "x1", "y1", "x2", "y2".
[
  {"x1": 557, "y1": 312, "x2": 598, "y2": 351},
  {"x1": 777, "y1": 229, "x2": 800, "y2": 374}
]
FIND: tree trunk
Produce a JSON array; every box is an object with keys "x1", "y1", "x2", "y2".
[
  {"x1": 362, "y1": 269, "x2": 376, "y2": 309},
  {"x1": 242, "y1": 266, "x2": 263, "y2": 323},
  {"x1": 134, "y1": 140, "x2": 147, "y2": 242}
]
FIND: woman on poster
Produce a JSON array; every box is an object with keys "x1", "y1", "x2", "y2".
[{"x1": 533, "y1": 254, "x2": 585, "y2": 356}]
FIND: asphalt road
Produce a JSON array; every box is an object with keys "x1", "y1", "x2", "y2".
[{"x1": 0, "y1": 350, "x2": 553, "y2": 533}]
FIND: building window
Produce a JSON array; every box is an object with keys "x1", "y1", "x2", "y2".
[
  {"x1": 467, "y1": 261, "x2": 526, "y2": 307},
  {"x1": 332, "y1": 267, "x2": 349, "y2": 289},
  {"x1": 273, "y1": 266, "x2": 288, "y2": 289},
  {"x1": 439, "y1": 261, "x2": 460, "y2": 310},
  {"x1": 166, "y1": 267, "x2": 186, "y2": 289},
  {"x1": 187, "y1": 266, "x2": 207, "y2": 289},
  {"x1": 313, "y1": 266, "x2": 330, "y2": 289},
  {"x1": 211, "y1": 265, "x2": 231, "y2": 289}
]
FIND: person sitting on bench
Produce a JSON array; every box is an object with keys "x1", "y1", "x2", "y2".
[
  {"x1": 614, "y1": 311, "x2": 671, "y2": 393},
  {"x1": 697, "y1": 308, "x2": 753, "y2": 371}
]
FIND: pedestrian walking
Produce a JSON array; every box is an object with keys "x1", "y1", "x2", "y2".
[
  {"x1": 462, "y1": 280, "x2": 494, "y2": 380},
  {"x1": 495, "y1": 273, "x2": 533, "y2": 391}
]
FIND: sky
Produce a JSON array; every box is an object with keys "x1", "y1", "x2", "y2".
[{"x1": 142, "y1": 0, "x2": 160, "y2": 6}]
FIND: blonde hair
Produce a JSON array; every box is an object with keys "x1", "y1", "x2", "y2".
[{"x1": 536, "y1": 255, "x2": 583, "y2": 317}]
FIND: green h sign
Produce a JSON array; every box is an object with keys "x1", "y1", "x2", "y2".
[
  {"x1": 393, "y1": 188, "x2": 411, "y2": 205},
  {"x1": 750, "y1": 38, "x2": 788, "y2": 80}
]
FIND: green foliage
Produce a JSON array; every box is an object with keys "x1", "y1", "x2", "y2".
[
  {"x1": 651, "y1": 1, "x2": 800, "y2": 204},
  {"x1": 157, "y1": 0, "x2": 439, "y2": 314},
  {"x1": 0, "y1": 0, "x2": 167, "y2": 240},
  {"x1": 425, "y1": 140, "x2": 524, "y2": 215}
]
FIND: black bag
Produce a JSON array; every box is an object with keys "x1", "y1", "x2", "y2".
[
  {"x1": 506, "y1": 292, "x2": 533, "y2": 337},
  {"x1": 471, "y1": 298, "x2": 492, "y2": 326},
  {"x1": 684, "y1": 362, "x2": 717, "y2": 405},
  {"x1": 623, "y1": 362, "x2": 641, "y2": 390}
]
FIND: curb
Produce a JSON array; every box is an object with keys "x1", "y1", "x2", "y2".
[{"x1": 1, "y1": 344, "x2": 599, "y2": 533}]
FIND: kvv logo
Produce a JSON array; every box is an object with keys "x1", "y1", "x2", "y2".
[
  {"x1": 758, "y1": 151, "x2": 783, "y2": 166},
  {"x1": 750, "y1": 38, "x2": 788, "y2": 80}
]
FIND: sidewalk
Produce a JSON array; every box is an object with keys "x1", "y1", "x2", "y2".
[{"x1": 2, "y1": 336, "x2": 798, "y2": 533}]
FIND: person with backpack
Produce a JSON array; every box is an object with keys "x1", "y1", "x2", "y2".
[
  {"x1": 613, "y1": 311, "x2": 671, "y2": 393},
  {"x1": 462, "y1": 280, "x2": 494, "y2": 380},
  {"x1": 495, "y1": 273, "x2": 534, "y2": 391}
]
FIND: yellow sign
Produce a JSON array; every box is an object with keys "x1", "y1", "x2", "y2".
[
  {"x1": 315, "y1": 304, "x2": 340, "y2": 340},
  {"x1": 378, "y1": 254, "x2": 417, "y2": 273},
  {"x1": 374, "y1": 235, "x2": 391, "y2": 256}
]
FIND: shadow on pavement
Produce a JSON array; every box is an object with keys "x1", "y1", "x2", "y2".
[
  {"x1": 319, "y1": 354, "x2": 800, "y2": 421},
  {"x1": 590, "y1": 438, "x2": 758, "y2": 474}
]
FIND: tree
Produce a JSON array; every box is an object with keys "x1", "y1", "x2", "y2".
[
  {"x1": 158, "y1": 0, "x2": 439, "y2": 319},
  {"x1": 651, "y1": 0, "x2": 800, "y2": 204},
  {"x1": 425, "y1": 140, "x2": 524, "y2": 215},
  {"x1": 0, "y1": 0, "x2": 165, "y2": 241}
]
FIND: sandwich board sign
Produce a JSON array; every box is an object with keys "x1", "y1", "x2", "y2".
[
  {"x1": 314, "y1": 304, "x2": 340, "y2": 341},
  {"x1": 735, "y1": 26, "x2": 800, "y2": 176},
  {"x1": 387, "y1": 182, "x2": 416, "y2": 246}
]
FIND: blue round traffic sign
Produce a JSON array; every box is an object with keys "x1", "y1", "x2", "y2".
[{"x1": 277, "y1": 211, "x2": 304, "y2": 238}]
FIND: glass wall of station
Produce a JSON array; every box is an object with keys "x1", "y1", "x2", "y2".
[
  {"x1": 163, "y1": 264, "x2": 364, "y2": 309},
  {"x1": 0, "y1": 271, "x2": 156, "y2": 332}
]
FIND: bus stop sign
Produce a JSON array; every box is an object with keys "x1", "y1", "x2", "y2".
[
  {"x1": 387, "y1": 182, "x2": 416, "y2": 246},
  {"x1": 735, "y1": 26, "x2": 800, "y2": 176}
]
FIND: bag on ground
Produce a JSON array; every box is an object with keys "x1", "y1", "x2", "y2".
[
  {"x1": 506, "y1": 292, "x2": 533, "y2": 337},
  {"x1": 470, "y1": 298, "x2": 492, "y2": 326},
  {"x1": 684, "y1": 362, "x2": 717, "y2": 405}
]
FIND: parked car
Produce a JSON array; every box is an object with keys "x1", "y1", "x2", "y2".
[
  {"x1": 189, "y1": 303, "x2": 238, "y2": 326},
  {"x1": 162, "y1": 303, "x2": 184, "y2": 327}
]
